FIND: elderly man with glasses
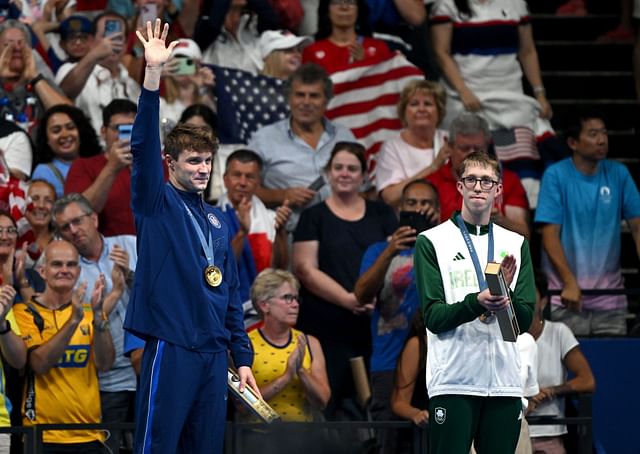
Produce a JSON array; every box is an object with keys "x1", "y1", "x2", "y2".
[
  {"x1": 426, "y1": 112, "x2": 531, "y2": 238},
  {"x1": 52, "y1": 192, "x2": 137, "y2": 454}
]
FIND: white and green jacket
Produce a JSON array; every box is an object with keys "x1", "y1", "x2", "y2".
[{"x1": 414, "y1": 213, "x2": 535, "y2": 398}]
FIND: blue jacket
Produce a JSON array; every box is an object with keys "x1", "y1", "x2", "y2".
[{"x1": 123, "y1": 88, "x2": 252, "y2": 367}]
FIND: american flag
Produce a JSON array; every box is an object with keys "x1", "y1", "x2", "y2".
[
  {"x1": 213, "y1": 67, "x2": 289, "y2": 144},
  {"x1": 492, "y1": 127, "x2": 540, "y2": 163},
  {"x1": 325, "y1": 53, "x2": 424, "y2": 179},
  {"x1": 213, "y1": 53, "x2": 424, "y2": 179},
  {"x1": 0, "y1": 151, "x2": 33, "y2": 252}
]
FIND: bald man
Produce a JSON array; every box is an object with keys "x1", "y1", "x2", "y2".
[{"x1": 14, "y1": 240, "x2": 115, "y2": 452}]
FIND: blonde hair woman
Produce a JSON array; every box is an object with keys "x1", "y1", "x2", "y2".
[
  {"x1": 259, "y1": 30, "x2": 311, "y2": 80},
  {"x1": 248, "y1": 268, "x2": 330, "y2": 422},
  {"x1": 376, "y1": 79, "x2": 450, "y2": 207}
]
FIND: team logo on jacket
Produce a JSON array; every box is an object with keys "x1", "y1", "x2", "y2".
[
  {"x1": 208, "y1": 213, "x2": 221, "y2": 228},
  {"x1": 434, "y1": 407, "x2": 446, "y2": 424}
]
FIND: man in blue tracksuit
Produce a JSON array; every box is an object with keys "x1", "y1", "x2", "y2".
[{"x1": 123, "y1": 20, "x2": 259, "y2": 453}]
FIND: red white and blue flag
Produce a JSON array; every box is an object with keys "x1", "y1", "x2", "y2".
[{"x1": 213, "y1": 53, "x2": 424, "y2": 180}]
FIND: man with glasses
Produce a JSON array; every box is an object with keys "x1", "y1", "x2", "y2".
[
  {"x1": 354, "y1": 179, "x2": 440, "y2": 453},
  {"x1": 33, "y1": 15, "x2": 95, "y2": 74},
  {"x1": 66, "y1": 99, "x2": 156, "y2": 236},
  {"x1": 427, "y1": 112, "x2": 530, "y2": 238},
  {"x1": 13, "y1": 239, "x2": 115, "y2": 453},
  {"x1": 415, "y1": 151, "x2": 535, "y2": 454},
  {"x1": 52, "y1": 193, "x2": 137, "y2": 454}
]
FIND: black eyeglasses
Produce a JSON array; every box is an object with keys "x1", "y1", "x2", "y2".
[
  {"x1": 272, "y1": 293, "x2": 300, "y2": 304},
  {"x1": 56, "y1": 213, "x2": 91, "y2": 233},
  {"x1": 460, "y1": 177, "x2": 499, "y2": 191}
]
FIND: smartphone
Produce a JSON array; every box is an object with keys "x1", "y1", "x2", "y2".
[
  {"x1": 118, "y1": 124, "x2": 133, "y2": 142},
  {"x1": 104, "y1": 19, "x2": 122, "y2": 38},
  {"x1": 140, "y1": 3, "x2": 158, "y2": 27},
  {"x1": 173, "y1": 57, "x2": 197, "y2": 76},
  {"x1": 308, "y1": 176, "x2": 325, "y2": 191},
  {"x1": 398, "y1": 211, "x2": 433, "y2": 247}
]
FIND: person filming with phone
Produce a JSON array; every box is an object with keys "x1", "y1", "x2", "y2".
[
  {"x1": 159, "y1": 38, "x2": 215, "y2": 127},
  {"x1": 55, "y1": 12, "x2": 141, "y2": 135},
  {"x1": 65, "y1": 99, "x2": 157, "y2": 237},
  {"x1": 353, "y1": 179, "x2": 439, "y2": 454}
]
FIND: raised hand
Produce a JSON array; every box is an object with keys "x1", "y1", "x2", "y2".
[
  {"x1": 285, "y1": 334, "x2": 306, "y2": 379},
  {"x1": 90, "y1": 274, "x2": 106, "y2": 314},
  {"x1": 348, "y1": 40, "x2": 364, "y2": 63},
  {"x1": 388, "y1": 225, "x2": 417, "y2": 254},
  {"x1": 135, "y1": 19, "x2": 178, "y2": 67},
  {"x1": 0, "y1": 285, "x2": 16, "y2": 320},
  {"x1": 14, "y1": 242, "x2": 28, "y2": 284},
  {"x1": 274, "y1": 200, "x2": 292, "y2": 232},
  {"x1": 71, "y1": 282, "x2": 88, "y2": 324},
  {"x1": 109, "y1": 245, "x2": 130, "y2": 271},
  {"x1": 236, "y1": 196, "x2": 252, "y2": 233},
  {"x1": 500, "y1": 254, "x2": 517, "y2": 287},
  {"x1": 111, "y1": 263, "x2": 126, "y2": 296}
]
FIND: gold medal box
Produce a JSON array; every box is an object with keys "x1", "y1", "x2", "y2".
[{"x1": 227, "y1": 368, "x2": 280, "y2": 423}]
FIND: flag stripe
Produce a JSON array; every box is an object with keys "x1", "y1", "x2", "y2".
[
  {"x1": 332, "y1": 65, "x2": 424, "y2": 96},
  {"x1": 326, "y1": 93, "x2": 399, "y2": 120}
]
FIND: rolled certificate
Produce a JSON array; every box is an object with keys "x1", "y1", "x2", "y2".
[
  {"x1": 227, "y1": 368, "x2": 280, "y2": 423},
  {"x1": 484, "y1": 262, "x2": 520, "y2": 342}
]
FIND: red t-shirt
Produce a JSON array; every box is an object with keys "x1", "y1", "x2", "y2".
[
  {"x1": 302, "y1": 37, "x2": 392, "y2": 74},
  {"x1": 65, "y1": 156, "x2": 169, "y2": 237},
  {"x1": 65, "y1": 155, "x2": 135, "y2": 236},
  {"x1": 427, "y1": 162, "x2": 529, "y2": 222}
]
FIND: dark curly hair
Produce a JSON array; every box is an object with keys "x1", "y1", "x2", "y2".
[
  {"x1": 34, "y1": 104, "x2": 101, "y2": 167},
  {"x1": 315, "y1": 0, "x2": 373, "y2": 41}
]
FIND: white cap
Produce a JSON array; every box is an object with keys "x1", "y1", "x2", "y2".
[
  {"x1": 170, "y1": 39, "x2": 202, "y2": 60},
  {"x1": 259, "y1": 30, "x2": 311, "y2": 60}
]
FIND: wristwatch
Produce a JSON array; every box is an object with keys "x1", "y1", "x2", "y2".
[{"x1": 0, "y1": 320, "x2": 11, "y2": 335}]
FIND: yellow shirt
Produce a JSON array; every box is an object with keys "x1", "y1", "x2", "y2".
[
  {"x1": 14, "y1": 300, "x2": 104, "y2": 444},
  {"x1": 249, "y1": 328, "x2": 313, "y2": 422},
  {"x1": 0, "y1": 310, "x2": 20, "y2": 427}
]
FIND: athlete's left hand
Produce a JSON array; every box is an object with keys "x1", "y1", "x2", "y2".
[
  {"x1": 237, "y1": 365, "x2": 262, "y2": 399},
  {"x1": 501, "y1": 254, "x2": 517, "y2": 287}
]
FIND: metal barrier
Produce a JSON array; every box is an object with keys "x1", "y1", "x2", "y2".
[
  {"x1": 527, "y1": 393, "x2": 593, "y2": 454},
  {"x1": 0, "y1": 402, "x2": 594, "y2": 454}
]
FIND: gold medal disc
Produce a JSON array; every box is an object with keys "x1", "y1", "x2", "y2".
[{"x1": 205, "y1": 265, "x2": 222, "y2": 287}]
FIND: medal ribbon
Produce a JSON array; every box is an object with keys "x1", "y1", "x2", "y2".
[
  {"x1": 456, "y1": 214, "x2": 494, "y2": 291},
  {"x1": 181, "y1": 200, "x2": 215, "y2": 268}
]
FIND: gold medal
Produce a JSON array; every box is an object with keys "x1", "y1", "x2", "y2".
[
  {"x1": 479, "y1": 310, "x2": 495, "y2": 324},
  {"x1": 205, "y1": 265, "x2": 222, "y2": 287}
]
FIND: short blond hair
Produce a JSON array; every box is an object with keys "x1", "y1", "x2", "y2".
[
  {"x1": 250, "y1": 268, "x2": 300, "y2": 317},
  {"x1": 262, "y1": 50, "x2": 284, "y2": 78},
  {"x1": 397, "y1": 79, "x2": 446, "y2": 127}
]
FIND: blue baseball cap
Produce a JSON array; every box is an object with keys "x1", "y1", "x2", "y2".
[{"x1": 59, "y1": 15, "x2": 94, "y2": 40}]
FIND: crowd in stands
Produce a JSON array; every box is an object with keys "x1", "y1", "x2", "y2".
[{"x1": 0, "y1": 0, "x2": 637, "y2": 453}]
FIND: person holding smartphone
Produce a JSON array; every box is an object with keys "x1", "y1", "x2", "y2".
[
  {"x1": 64, "y1": 99, "x2": 148, "y2": 237},
  {"x1": 55, "y1": 12, "x2": 141, "y2": 135},
  {"x1": 353, "y1": 179, "x2": 439, "y2": 454},
  {"x1": 159, "y1": 38, "x2": 215, "y2": 126}
]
